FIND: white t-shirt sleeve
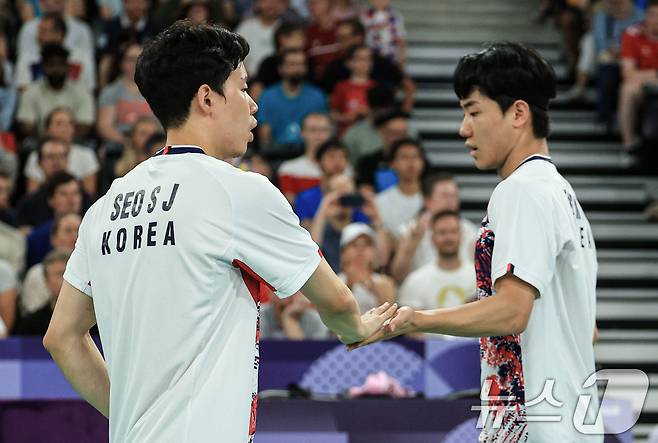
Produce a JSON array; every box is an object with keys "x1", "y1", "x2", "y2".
[
  {"x1": 398, "y1": 270, "x2": 427, "y2": 310},
  {"x1": 24, "y1": 151, "x2": 44, "y2": 182},
  {"x1": 231, "y1": 172, "x2": 321, "y2": 298},
  {"x1": 489, "y1": 182, "x2": 559, "y2": 297},
  {"x1": 63, "y1": 204, "x2": 95, "y2": 298}
]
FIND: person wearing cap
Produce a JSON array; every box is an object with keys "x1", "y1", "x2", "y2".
[
  {"x1": 16, "y1": 43, "x2": 95, "y2": 139},
  {"x1": 338, "y1": 222, "x2": 396, "y2": 313}
]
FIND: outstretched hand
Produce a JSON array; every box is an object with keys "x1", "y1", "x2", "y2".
[
  {"x1": 347, "y1": 306, "x2": 417, "y2": 351},
  {"x1": 339, "y1": 302, "x2": 398, "y2": 345}
]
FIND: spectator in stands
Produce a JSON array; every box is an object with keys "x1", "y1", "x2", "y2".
[
  {"x1": 338, "y1": 222, "x2": 396, "y2": 313},
  {"x1": 593, "y1": 0, "x2": 644, "y2": 128},
  {"x1": 15, "y1": 12, "x2": 96, "y2": 92},
  {"x1": 20, "y1": 213, "x2": 79, "y2": 317},
  {"x1": 24, "y1": 172, "x2": 83, "y2": 266},
  {"x1": 618, "y1": 0, "x2": 658, "y2": 150},
  {"x1": 330, "y1": 45, "x2": 376, "y2": 136},
  {"x1": 250, "y1": 22, "x2": 308, "y2": 102},
  {"x1": 180, "y1": 0, "x2": 211, "y2": 25},
  {"x1": 355, "y1": 109, "x2": 410, "y2": 192},
  {"x1": 375, "y1": 138, "x2": 426, "y2": 236},
  {"x1": 97, "y1": 42, "x2": 153, "y2": 147},
  {"x1": 260, "y1": 291, "x2": 329, "y2": 339},
  {"x1": 391, "y1": 173, "x2": 478, "y2": 284},
  {"x1": 553, "y1": 0, "x2": 589, "y2": 77},
  {"x1": 235, "y1": 0, "x2": 286, "y2": 75},
  {"x1": 332, "y1": 0, "x2": 359, "y2": 21},
  {"x1": 16, "y1": 0, "x2": 94, "y2": 60},
  {"x1": 114, "y1": 116, "x2": 160, "y2": 177},
  {"x1": 0, "y1": 30, "x2": 16, "y2": 148},
  {"x1": 15, "y1": 250, "x2": 70, "y2": 336},
  {"x1": 311, "y1": 174, "x2": 383, "y2": 271},
  {"x1": 24, "y1": 107, "x2": 99, "y2": 196},
  {"x1": 342, "y1": 85, "x2": 396, "y2": 164},
  {"x1": 97, "y1": 0, "x2": 159, "y2": 87},
  {"x1": 305, "y1": 0, "x2": 339, "y2": 82},
  {"x1": 398, "y1": 211, "x2": 476, "y2": 315},
  {"x1": 0, "y1": 169, "x2": 13, "y2": 226},
  {"x1": 236, "y1": 150, "x2": 275, "y2": 182},
  {"x1": 0, "y1": 258, "x2": 16, "y2": 336},
  {"x1": 278, "y1": 112, "x2": 333, "y2": 202},
  {"x1": 257, "y1": 49, "x2": 327, "y2": 150},
  {"x1": 322, "y1": 17, "x2": 415, "y2": 114},
  {"x1": 143, "y1": 131, "x2": 166, "y2": 157},
  {"x1": 294, "y1": 138, "x2": 350, "y2": 227},
  {"x1": 563, "y1": 8, "x2": 596, "y2": 102},
  {"x1": 360, "y1": 0, "x2": 407, "y2": 67},
  {"x1": 16, "y1": 44, "x2": 95, "y2": 139}
]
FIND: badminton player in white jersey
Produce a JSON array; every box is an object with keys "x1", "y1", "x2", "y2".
[
  {"x1": 43, "y1": 21, "x2": 396, "y2": 443},
  {"x1": 351, "y1": 43, "x2": 603, "y2": 442}
]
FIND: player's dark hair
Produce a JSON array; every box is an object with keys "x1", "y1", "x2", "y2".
[
  {"x1": 315, "y1": 138, "x2": 348, "y2": 162},
  {"x1": 45, "y1": 171, "x2": 78, "y2": 199},
  {"x1": 338, "y1": 18, "x2": 366, "y2": 37},
  {"x1": 41, "y1": 12, "x2": 67, "y2": 36},
  {"x1": 430, "y1": 210, "x2": 461, "y2": 227},
  {"x1": 37, "y1": 137, "x2": 68, "y2": 162},
  {"x1": 273, "y1": 22, "x2": 305, "y2": 51},
  {"x1": 453, "y1": 42, "x2": 556, "y2": 138},
  {"x1": 373, "y1": 109, "x2": 410, "y2": 128},
  {"x1": 277, "y1": 48, "x2": 305, "y2": 67},
  {"x1": 421, "y1": 172, "x2": 455, "y2": 198},
  {"x1": 135, "y1": 20, "x2": 249, "y2": 129}
]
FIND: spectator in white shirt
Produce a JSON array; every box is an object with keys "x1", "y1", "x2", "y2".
[{"x1": 235, "y1": 0, "x2": 286, "y2": 75}]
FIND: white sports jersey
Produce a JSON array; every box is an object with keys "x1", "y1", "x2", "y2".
[
  {"x1": 476, "y1": 155, "x2": 601, "y2": 442},
  {"x1": 64, "y1": 146, "x2": 321, "y2": 443}
]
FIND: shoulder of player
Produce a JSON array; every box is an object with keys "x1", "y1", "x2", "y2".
[{"x1": 491, "y1": 173, "x2": 553, "y2": 205}]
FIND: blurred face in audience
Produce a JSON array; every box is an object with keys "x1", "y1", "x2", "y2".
[
  {"x1": 0, "y1": 175, "x2": 10, "y2": 210},
  {"x1": 46, "y1": 109, "x2": 75, "y2": 144},
  {"x1": 431, "y1": 214, "x2": 461, "y2": 259},
  {"x1": 51, "y1": 213, "x2": 81, "y2": 252},
  {"x1": 38, "y1": 17, "x2": 64, "y2": 46},
  {"x1": 379, "y1": 117, "x2": 409, "y2": 151},
  {"x1": 278, "y1": 30, "x2": 305, "y2": 52},
  {"x1": 185, "y1": 3, "x2": 210, "y2": 25},
  {"x1": 44, "y1": 258, "x2": 67, "y2": 306},
  {"x1": 123, "y1": 0, "x2": 149, "y2": 22},
  {"x1": 336, "y1": 23, "x2": 363, "y2": 52},
  {"x1": 301, "y1": 114, "x2": 332, "y2": 155},
  {"x1": 279, "y1": 51, "x2": 307, "y2": 86},
  {"x1": 425, "y1": 179, "x2": 460, "y2": 214},
  {"x1": 327, "y1": 174, "x2": 355, "y2": 220},
  {"x1": 43, "y1": 55, "x2": 69, "y2": 90},
  {"x1": 49, "y1": 180, "x2": 82, "y2": 217},
  {"x1": 39, "y1": 141, "x2": 69, "y2": 180},
  {"x1": 341, "y1": 234, "x2": 375, "y2": 271},
  {"x1": 390, "y1": 143, "x2": 424, "y2": 182},
  {"x1": 121, "y1": 44, "x2": 143, "y2": 82},
  {"x1": 131, "y1": 119, "x2": 159, "y2": 151},
  {"x1": 347, "y1": 47, "x2": 373, "y2": 78},
  {"x1": 308, "y1": 0, "x2": 331, "y2": 20},
  {"x1": 40, "y1": 0, "x2": 66, "y2": 14},
  {"x1": 647, "y1": 5, "x2": 658, "y2": 37},
  {"x1": 257, "y1": 0, "x2": 285, "y2": 21},
  {"x1": 318, "y1": 147, "x2": 348, "y2": 178}
]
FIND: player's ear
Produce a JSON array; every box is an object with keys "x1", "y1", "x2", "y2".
[
  {"x1": 195, "y1": 84, "x2": 213, "y2": 115},
  {"x1": 511, "y1": 99, "x2": 531, "y2": 130}
]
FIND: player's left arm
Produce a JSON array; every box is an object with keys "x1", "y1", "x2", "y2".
[{"x1": 44, "y1": 281, "x2": 109, "y2": 418}]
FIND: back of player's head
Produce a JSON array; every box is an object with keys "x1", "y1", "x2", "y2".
[
  {"x1": 135, "y1": 20, "x2": 249, "y2": 129},
  {"x1": 453, "y1": 42, "x2": 556, "y2": 138}
]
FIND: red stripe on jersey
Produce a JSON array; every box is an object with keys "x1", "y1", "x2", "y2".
[{"x1": 232, "y1": 259, "x2": 275, "y2": 305}]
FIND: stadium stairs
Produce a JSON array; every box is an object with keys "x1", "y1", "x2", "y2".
[{"x1": 395, "y1": 0, "x2": 658, "y2": 440}]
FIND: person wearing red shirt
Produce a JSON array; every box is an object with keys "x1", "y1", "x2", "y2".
[
  {"x1": 618, "y1": 0, "x2": 658, "y2": 150},
  {"x1": 330, "y1": 45, "x2": 376, "y2": 136},
  {"x1": 305, "y1": 0, "x2": 340, "y2": 82}
]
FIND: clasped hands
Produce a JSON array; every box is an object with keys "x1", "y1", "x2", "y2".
[{"x1": 342, "y1": 303, "x2": 418, "y2": 351}]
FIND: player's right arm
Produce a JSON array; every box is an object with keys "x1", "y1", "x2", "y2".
[{"x1": 301, "y1": 258, "x2": 397, "y2": 345}]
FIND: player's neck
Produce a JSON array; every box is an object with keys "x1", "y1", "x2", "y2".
[
  {"x1": 499, "y1": 135, "x2": 549, "y2": 180},
  {"x1": 165, "y1": 124, "x2": 227, "y2": 160}
]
